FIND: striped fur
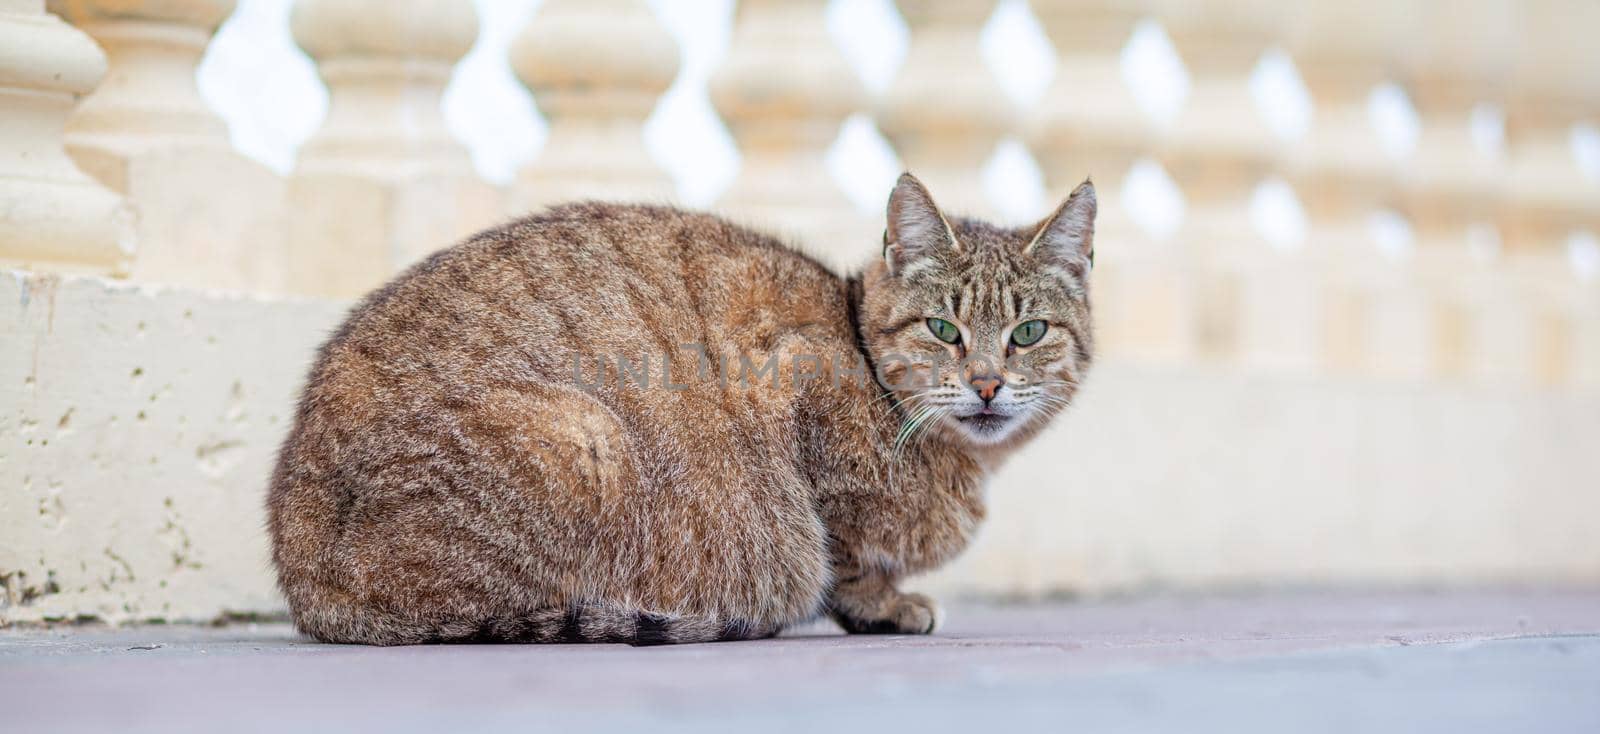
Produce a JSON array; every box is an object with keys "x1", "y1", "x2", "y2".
[
  {"x1": 267, "y1": 174, "x2": 1096, "y2": 645},
  {"x1": 309, "y1": 604, "x2": 778, "y2": 647}
]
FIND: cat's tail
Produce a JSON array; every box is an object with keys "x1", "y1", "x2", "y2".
[{"x1": 296, "y1": 600, "x2": 782, "y2": 646}]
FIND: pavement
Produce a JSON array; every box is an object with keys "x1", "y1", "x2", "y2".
[{"x1": 2, "y1": 589, "x2": 1597, "y2": 733}]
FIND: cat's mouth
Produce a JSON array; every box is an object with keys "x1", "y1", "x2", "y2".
[{"x1": 955, "y1": 412, "x2": 1012, "y2": 434}]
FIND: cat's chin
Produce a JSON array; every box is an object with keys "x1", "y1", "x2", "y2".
[{"x1": 950, "y1": 412, "x2": 1020, "y2": 445}]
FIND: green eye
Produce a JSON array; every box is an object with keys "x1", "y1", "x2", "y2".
[
  {"x1": 926, "y1": 318, "x2": 961, "y2": 344},
  {"x1": 1011, "y1": 320, "x2": 1047, "y2": 347}
]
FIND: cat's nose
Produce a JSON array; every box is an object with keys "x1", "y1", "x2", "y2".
[{"x1": 969, "y1": 374, "x2": 1003, "y2": 402}]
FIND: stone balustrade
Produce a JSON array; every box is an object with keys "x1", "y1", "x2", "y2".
[
  {"x1": 878, "y1": 0, "x2": 1012, "y2": 218},
  {"x1": 1501, "y1": 0, "x2": 1600, "y2": 388},
  {"x1": 1028, "y1": 0, "x2": 1180, "y2": 364},
  {"x1": 1156, "y1": 0, "x2": 1298, "y2": 370},
  {"x1": 287, "y1": 0, "x2": 501, "y2": 297},
  {"x1": 4, "y1": 0, "x2": 1593, "y2": 388},
  {"x1": 0, "y1": 0, "x2": 132, "y2": 275},
  {"x1": 710, "y1": 0, "x2": 869, "y2": 268},
  {"x1": 1399, "y1": 0, "x2": 1519, "y2": 383},
  {"x1": 509, "y1": 0, "x2": 679, "y2": 211},
  {"x1": 4, "y1": 0, "x2": 1600, "y2": 622},
  {"x1": 1285, "y1": 0, "x2": 1412, "y2": 375},
  {"x1": 52, "y1": 0, "x2": 289, "y2": 292}
]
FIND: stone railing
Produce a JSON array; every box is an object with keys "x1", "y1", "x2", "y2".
[
  {"x1": 4, "y1": 0, "x2": 1594, "y2": 385},
  {"x1": 2, "y1": 0, "x2": 1598, "y2": 622}
]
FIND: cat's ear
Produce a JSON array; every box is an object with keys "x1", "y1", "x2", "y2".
[
  {"x1": 1024, "y1": 179, "x2": 1096, "y2": 270},
  {"x1": 884, "y1": 172, "x2": 958, "y2": 276}
]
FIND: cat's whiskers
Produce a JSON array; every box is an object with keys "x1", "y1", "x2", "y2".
[
  {"x1": 894, "y1": 400, "x2": 938, "y2": 447},
  {"x1": 1005, "y1": 383, "x2": 1079, "y2": 426},
  {"x1": 892, "y1": 392, "x2": 953, "y2": 458},
  {"x1": 1025, "y1": 394, "x2": 1075, "y2": 421}
]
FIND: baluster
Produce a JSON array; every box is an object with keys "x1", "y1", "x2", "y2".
[
  {"x1": 1285, "y1": 0, "x2": 1419, "y2": 376},
  {"x1": 1156, "y1": 0, "x2": 1299, "y2": 369},
  {"x1": 1501, "y1": 0, "x2": 1600, "y2": 387},
  {"x1": 0, "y1": 0, "x2": 131, "y2": 274},
  {"x1": 878, "y1": 0, "x2": 1010, "y2": 217},
  {"x1": 1028, "y1": 0, "x2": 1183, "y2": 363},
  {"x1": 509, "y1": 0, "x2": 680, "y2": 211},
  {"x1": 1535, "y1": 256, "x2": 1600, "y2": 394},
  {"x1": 1502, "y1": 0, "x2": 1598, "y2": 257},
  {"x1": 52, "y1": 0, "x2": 288, "y2": 292},
  {"x1": 1505, "y1": 255, "x2": 1592, "y2": 388},
  {"x1": 287, "y1": 0, "x2": 500, "y2": 298},
  {"x1": 710, "y1": 0, "x2": 868, "y2": 268},
  {"x1": 1399, "y1": 0, "x2": 1522, "y2": 384}
]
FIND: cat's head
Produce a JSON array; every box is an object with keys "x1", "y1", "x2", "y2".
[{"x1": 857, "y1": 172, "x2": 1096, "y2": 449}]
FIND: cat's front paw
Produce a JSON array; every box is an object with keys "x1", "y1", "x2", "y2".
[{"x1": 836, "y1": 592, "x2": 942, "y2": 635}]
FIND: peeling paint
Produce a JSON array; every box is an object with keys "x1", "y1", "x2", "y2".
[
  {"x1": 102, "y1": 549, "x2": 136, "y2": 587},
  {"x1": 1, "y1": 570, "x2": 61, "y2": 609},
  {"x1": 37, "y1": 491, "x2": 66, "y2": 531},
  {"x1": 194, "y1": 440, "x2": 246, "y2": 479},
  {"x1": 158, "y1": 499, "x2": 202, "y2": 572}
]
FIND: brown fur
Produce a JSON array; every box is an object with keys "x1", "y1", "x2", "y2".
[{"x1": 267, "y1": 174, "x2": 1097, "y2": 645}]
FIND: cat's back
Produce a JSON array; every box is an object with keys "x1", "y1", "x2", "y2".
[{"x1": 315, "y1": 202, "x2": 852, "y2": 388}]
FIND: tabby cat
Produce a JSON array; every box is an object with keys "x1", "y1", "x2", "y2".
[{"x1": 267, "y1": 173, "x2": 1096, "y2": 645}]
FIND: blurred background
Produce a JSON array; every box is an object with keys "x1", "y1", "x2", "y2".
[{"x1": 2, "y1": 0, "x2": 1598, "y2": 624}]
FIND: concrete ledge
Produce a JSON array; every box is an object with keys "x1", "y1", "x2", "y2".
[
  {"x1": 5, "y1": 271, "x2": 1599, "y2": 624},
  {"x1": 2, "y1": 272, "x2": 342, "y2": 623},
  {"x1": 922, "y1": 362, "x2": 1600, "y2": 597}
]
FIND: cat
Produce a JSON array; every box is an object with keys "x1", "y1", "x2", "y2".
[{"x1": 267, "y1": 173, "x2": 1096, "y2": 645}]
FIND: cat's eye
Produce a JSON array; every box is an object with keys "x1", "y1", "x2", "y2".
[
  {"x1": 1011, "y1": 320, "x2": 1047, "y2": 347},
  {"x1": 926, "y1": 318, "x2": 961, "y2": 344}
]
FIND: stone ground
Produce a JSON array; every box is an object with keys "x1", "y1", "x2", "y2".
[{"x1": 2, "y1": 589, "x2": 1597, "y2": 733}]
